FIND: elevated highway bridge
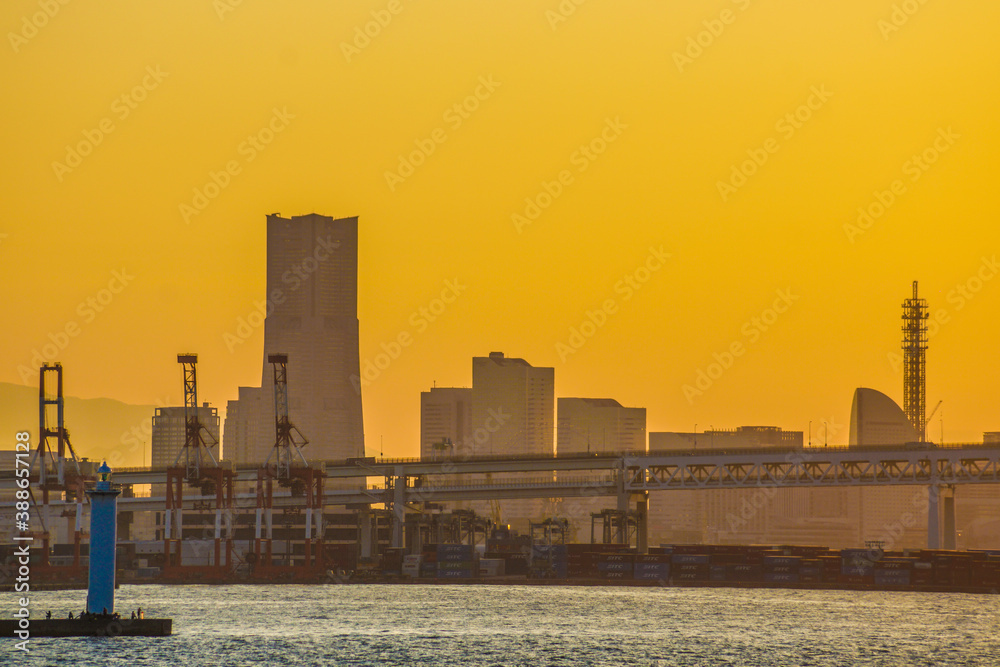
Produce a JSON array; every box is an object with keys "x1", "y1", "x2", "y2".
[{"x1": 4, "y1": 442, "x2": 998, "y2": 551}]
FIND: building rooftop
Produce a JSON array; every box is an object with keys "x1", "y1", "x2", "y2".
[
  {"x1": 560, "y1": 398, "x2": 626, "y2": 408},
  {"x1": 478, "y1": 351, "x2": 531, "y2": 367}
]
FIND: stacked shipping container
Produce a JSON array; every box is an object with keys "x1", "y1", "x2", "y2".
[
  {"x1": 436, "y1": 544, "x2": 477, "y2": 579},
  {"x1": 359, "y1": 542, "x2": 1000, "y2": 592}
]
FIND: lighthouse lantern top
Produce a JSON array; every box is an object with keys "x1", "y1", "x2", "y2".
[{"x1": 97, "y1": 462, "x2": 113, "y2": 490}]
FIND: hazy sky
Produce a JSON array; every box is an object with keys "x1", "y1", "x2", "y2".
[{"x1": 2, "y1": 1, "x2": 997, "y2": 459}]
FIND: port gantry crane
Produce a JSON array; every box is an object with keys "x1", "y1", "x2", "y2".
[
  {"x1": 253, "y1": 353, "x2": 326, "y2": 576},
  {"x1": 29, "y1": 363, "x2": 89, "y2": 576},
  {"x1": 163, "y1": 354, "x2": 235, "y2": 576}
]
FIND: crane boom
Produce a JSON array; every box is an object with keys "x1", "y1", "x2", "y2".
[{"x1": 925, "y1": 400, "x2": 943, "y2": 441}]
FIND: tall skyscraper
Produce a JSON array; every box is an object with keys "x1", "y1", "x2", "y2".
[{"x1": 224, "y1": 213, "x2": 364, "y2": 464}]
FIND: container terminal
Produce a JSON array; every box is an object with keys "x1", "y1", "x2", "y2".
[{"x1": 3, "y1": 518, "x2": 1000, "y2": 595}]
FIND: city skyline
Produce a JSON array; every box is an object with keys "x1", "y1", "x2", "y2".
[
  {"x1": 2, "y1": 2, "x2": 998, "y2": 461},
  {"x1": 3, "y1": 251, "x2": 993, "y2": 463},
  {"x1": 3, "y1": 3, "x2": 999, "y2": 664}
]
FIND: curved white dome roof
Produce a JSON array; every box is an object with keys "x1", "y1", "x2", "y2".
[{"x1": 849, "y1": 387, "x2": 919, "y2": 446}]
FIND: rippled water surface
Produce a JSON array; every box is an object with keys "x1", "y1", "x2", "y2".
[{"x1": 7, "y1": 584, "x2": 1000, "y2": 666}]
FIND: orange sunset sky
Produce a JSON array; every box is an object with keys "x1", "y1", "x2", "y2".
[{"x1": 1, "y1": 0, "x2": 998, "y2": 462}]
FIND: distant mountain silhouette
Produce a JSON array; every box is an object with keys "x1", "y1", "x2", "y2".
[{"x1": 0, "y1": 382, "x2": 157, "y2": 468}]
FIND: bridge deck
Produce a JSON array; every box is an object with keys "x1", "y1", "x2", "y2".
[{"x1": 3, "y1": 444, "x2": 998, "y2": 510}]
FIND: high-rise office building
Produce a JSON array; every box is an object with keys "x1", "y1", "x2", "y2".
[
  {"x1": 645, "y1": 426, "x2": 811, "y2": 546},
  {"x1": 419, "y1": 387, "x2": 474, "y2": 514},
  {"x1": 963, "y1": 433, "x2": 1000, "y2": 549},
  {"x1": 469, "y1": 352, "x2": 555, "y2": 530},
  {"x1": 224, "y1": 213, "x2": 364, "y2": 463},
  {"x1": 420, "y1": 387, "x2": 473, "y2": 460},
  {"x1": 649, "y1": 425, "x2": 802, "y2": 451},
  {"x1": 557, "y1": 398, "x2": 646, "y2": 455},
  {"x1": 556, "y1": 398, "x2": 645, "y2": 540},
  {"x1": 151, "y1": 404, "x2": 221, "y2": 468},
  {"x1": 223, "y1": 386, "x2": 266, "y2": 465},
  {"x1": 471, "y1": 352, "x2": 553, "y2": 458}
]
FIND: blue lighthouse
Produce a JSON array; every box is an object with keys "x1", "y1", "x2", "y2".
[{"x1": 86, "y1": 462, "x2": 121, "y2": 615}]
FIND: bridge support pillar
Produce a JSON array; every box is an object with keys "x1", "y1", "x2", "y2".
[
  {"x1": 943, "y1": 490, "x2": 956, "y2": 550},
  {"x1": 359, "y1": 507, "x2": 373, "y2": 560},
  {"x1": 616, "y1": 491, "x2": 629, "y2": 514},
  {"x1": 616, "y1": 471, "x2": 629, "y2": 545},
  {"x1": 391, "y1": 468, "x2": 406, "y2": 549},
  {"x1": 927, "y1": 485, "x2": 940, "y2": 549},
  {"x1": 636, "y1": 496, "x2": 648, "y2": 555}
]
